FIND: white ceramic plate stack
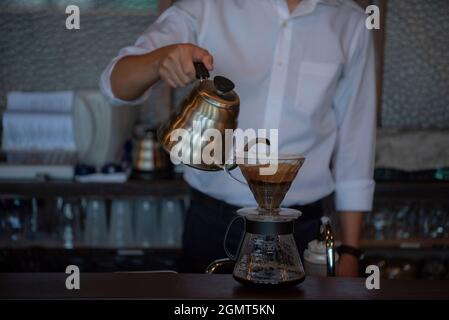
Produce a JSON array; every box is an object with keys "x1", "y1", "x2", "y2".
[{"x1": 73, "y1": 90, "x2": 137, "y2": 168}]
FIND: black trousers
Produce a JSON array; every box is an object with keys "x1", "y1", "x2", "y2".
[{"x1": 179, "y1": 187, "x2": 323, "y2": 273}]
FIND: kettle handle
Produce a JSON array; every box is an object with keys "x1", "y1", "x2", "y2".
[
  {"x1": 223, "y1": 215, "x2": 246, "y2": 261},
  {"x1": 194, "y1": 62, "x2": 210, "y2": 80}
]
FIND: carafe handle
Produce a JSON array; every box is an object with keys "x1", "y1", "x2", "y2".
[
  {"x1": 223, "y1": 215, "x2": 246, "y2": 261},
  {"x1": 320, "y1": 217, "x2": 336, "y2": 277}
]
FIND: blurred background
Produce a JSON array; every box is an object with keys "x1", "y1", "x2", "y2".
[{"x1": 0, "y1": 0, "x2": 448, "y2": 280}]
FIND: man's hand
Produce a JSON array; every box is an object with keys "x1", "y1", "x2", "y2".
[
  {"x1": 158, "y1": 44, "x2": 214, "y2": 88},
  {"x1": 337, "y1": 254, "x2": 359, "y2": 277},
  {"x1": 111, "y1": 43, "x2": 213, "y2": 101}
]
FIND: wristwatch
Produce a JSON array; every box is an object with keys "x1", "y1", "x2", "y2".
[{"x1": 337, "y1": 245, "x2": 363, "y2": 259}]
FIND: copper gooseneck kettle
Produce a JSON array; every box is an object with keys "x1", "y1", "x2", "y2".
[{"x1": 158, "y1": 62, "x2": 240, "y2": 171}]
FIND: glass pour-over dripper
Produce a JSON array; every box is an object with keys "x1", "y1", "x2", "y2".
[{"x1": 226, "y1": 153, "x2": 305, "y2": 212}]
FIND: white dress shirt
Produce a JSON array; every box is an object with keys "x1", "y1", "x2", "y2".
[{"x1": 100, "y1": 0, "x2": 377, "y2": 211}]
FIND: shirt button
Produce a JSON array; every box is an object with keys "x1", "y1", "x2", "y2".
[
  {"x1": 277, "y1": 60, "x2": 283, "y2": 66},
  {"x1": 282, "y1": 21, "x2": 288, "y2": 28}
]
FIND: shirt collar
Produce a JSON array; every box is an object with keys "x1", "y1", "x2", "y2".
[
  {"x1": 266, "y1": 0, "x2": 343, "y2": 20},
  {"x1": 318, "y1": 0, "x2": 343, "y2": 6},
  {"x1": 289, "y1": 0, "x2": 342, "y2": 18}
]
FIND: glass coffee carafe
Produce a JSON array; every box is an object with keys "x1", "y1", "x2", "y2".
[{"x1": 218, "y1": 152, "x2": 307, "y2": 287}]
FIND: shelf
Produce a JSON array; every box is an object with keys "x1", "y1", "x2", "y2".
[
  {"x1": 4, "y1": 239, "x2": 447, "y2": 251},
  {"x1": 0, "y1": 246, "x2": 182, "y2": 272},
  {"x1": 360, "y1": 238, "x2": 449, "y2": 249},
  {"x1": 0, "y1": 4, "x2": 161, "y2": 16},
  {"x1": 0, "y1": 178, "x2": 189, "y2": 198},
  {"x1": 0, "y1": 9, "x2": 160, "y2": 17},
  {"x1": 0, "y1": 239, "x2": 182, "y2": 251},
  {"x1": 374, "y1": 181, "x2": 449, "y2": 199},
  {"x1": 0, "y1": 245, "x2": 182, "y2": 254},
  {"x1": 1, "y1": 179, "x2": 448, "y2": 199}
]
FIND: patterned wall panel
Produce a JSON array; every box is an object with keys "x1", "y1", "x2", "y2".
[
  {"x1": 2, "y1": 1, "x2": 449, "y2": 129},
  {"x1": 0, "y1": 1, "x2": 165, "y2": 126},
  {"x1": 382, "y1": 0, "x2": 449, "y2": 128}
]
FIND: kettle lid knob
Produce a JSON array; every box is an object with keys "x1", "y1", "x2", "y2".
[{"x1": 214, "y1": 76, "x2": 235, "y2": 94}]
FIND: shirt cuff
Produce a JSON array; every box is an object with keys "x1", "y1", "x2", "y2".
[
  {"x1": 334, "y1": 179, "x2": 375, "y2": 212},
  {"x1": 99, "y1": 55, "x2": 153, "y2": 107}
]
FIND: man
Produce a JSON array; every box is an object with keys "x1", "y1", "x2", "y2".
[{"x1": 100, "y1": 0, "x2": 376, "y2": 277}]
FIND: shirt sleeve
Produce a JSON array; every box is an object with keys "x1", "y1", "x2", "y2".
[
  {"x1": 332, "y1": 18, "x2": 377, "y2": 212},
  {"x1": 100, "y1": 0, "x2": 204, "y2": 107}
]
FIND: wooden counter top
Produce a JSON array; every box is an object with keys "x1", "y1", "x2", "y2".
[{"x1": 1, "y1": 273, "x2": 448, "y2": 300}]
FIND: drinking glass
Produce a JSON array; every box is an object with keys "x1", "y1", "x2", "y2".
[
  {"x1": 58, "y1": 199, "x2": 83, "y2": 249},
  {"x1": 372, "y1": 200, "x2": 393, "y2": 240},
  {"x1": 159, "y1": 199, "x2": 184, "y2": 247},
  {"x1": 418, "y1": 203, "x2": 431, "y2": 238},
  {"x1": 405, "y1": 203, "x2": 419, "y2": 238},
  {"x1": 28, "y1": 198, "x2": 39, "y2": 238},
  {"x1": 428, "y1": 206, "x2": 446, "y2": 239},
  {"x1": 134, "y1": 199, "x2": 159, "y2": 247},
  {"x1": 109, "y1": 199, "x2": 133, "y2": 247},
  {"x1": 443, "y1": 205, "x2": 449, "y2": 238},
  {"x1": 84, "y1": 198, "x2": 108, "y2": 247},
  {"x1": 393, "y1": 202, "x2": 415, "y2": 239},
  {"x1": 0, "y1": 198, "x2": 28, "y2": 244}
]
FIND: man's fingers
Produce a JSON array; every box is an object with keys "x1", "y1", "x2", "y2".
[
  {"x1": 173, "y1": 57, "x2": 194, "y2": 85},
  {"x1": 159, "y1": 44, "x2": 213, "y2": 88},
  {"x1": 192, "y1": 47, "x2": 214, "y2": 70},
  {"x1": 166, "y1": 78, "x2": 178, "y2": 88},
  {"x1": 167, "y1": 49, "x2": 192, "y2": 85},
  {"x1": 169, "y1": 70, "x2": 185, "y2": 88},
  {"x1": 160, "y1": 64, "x2": 183, "y2": 88},
  {"x1": 202, "y1": 54, "x2": 214, "y2": 71},
  {"x1": 161, "y1": 73, "x2": 178, "y2": 88},
  {"x1": 159, "y1": 68, "x2": 178, "y2": 88},
  {"x1": 180, "y1": 56, "x2": 196, "y2": 80}
]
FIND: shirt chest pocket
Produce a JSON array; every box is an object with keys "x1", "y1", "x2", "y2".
[{"x1": 295, "y1": 61, "x2": 342, "y2": 115}]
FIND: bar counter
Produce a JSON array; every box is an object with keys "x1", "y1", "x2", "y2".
[{"x1": 1, "y1": 273, "x2": 448, "y2": 300}]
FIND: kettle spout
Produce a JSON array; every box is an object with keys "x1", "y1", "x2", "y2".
[{"x1": 243, "y1": 137, "x2": 271, "y2": 152}]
